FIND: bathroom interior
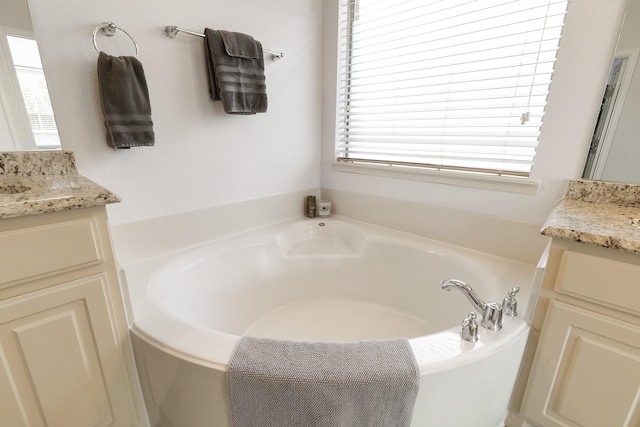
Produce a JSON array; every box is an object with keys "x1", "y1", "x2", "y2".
[{"x1": 1, "y1": 0, "x2": 639, "y2": 426}]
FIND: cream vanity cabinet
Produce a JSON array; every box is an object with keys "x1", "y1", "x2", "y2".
[
  {"x1": 521, "y1": 242, "x2": 640, "y2": 427},
  {"x1": 0, "y1": 206, "x2": 144, "y2": 427}
]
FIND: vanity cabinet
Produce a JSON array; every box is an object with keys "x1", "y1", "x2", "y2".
[
  {"x1": 0, "y1": 206, "x2": 145, "y2": 427},
  {"x1": 521, "y1": 243, "x2": 640, "y2": 427}
]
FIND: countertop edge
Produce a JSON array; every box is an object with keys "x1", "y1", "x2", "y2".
[
  {"x1": 541, "y1": 224, "x2": 640, "y2": 255},
  {"x1": 541, "y1": 193, "x2": 640, "y2": 255},
  {"x1": 0, "y1": 174, "x2": 121, "y2": 219}
]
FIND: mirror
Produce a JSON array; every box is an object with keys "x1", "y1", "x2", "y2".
[
  {"x1": 0, "y1": 0, "x2": 60, "y2": 151},
  {"x1": 583, "y1": 0, "x2": 640, "y2": 184}
]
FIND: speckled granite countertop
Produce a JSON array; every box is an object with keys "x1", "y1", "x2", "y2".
[
  {"x1": 542, "y1": 179, "x2": 640, "y2": 254},
  {"x1": 0, "y1": 151, "x2": 120, "y2": 219}
]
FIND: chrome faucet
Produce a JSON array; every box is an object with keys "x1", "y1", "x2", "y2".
[
  {"x1": 460, "y1": 312, "x2": 479, "y2": 342},
  {"x1": 502, "y1": 286, "x2": 520, "y2": 316},
  {"x1": 440, "y1": 279, "x2": 503, "y2": 331}
]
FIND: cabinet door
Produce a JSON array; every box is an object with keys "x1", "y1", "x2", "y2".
[
  {"x1": 0, "y1": 274, "x2": 137, "y2": 427},
  {"x1": 522, "y1": 301, "x2": 640, "y2": 427}
]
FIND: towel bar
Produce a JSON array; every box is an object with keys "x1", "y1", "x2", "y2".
[
  {"x1": 92, "y1": 22, "x2": 139, "y2": 58},
  {"x1": 163, "y1": 25, "x2": 283, "y2": 61}
]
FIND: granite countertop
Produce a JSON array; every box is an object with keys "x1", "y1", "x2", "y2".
[
  {"x1": 542, "y1": 180, "x2": 640, "y2": 254},
  {"x1": 0, "y1": 151, "x2": 120, "y2": 219}
]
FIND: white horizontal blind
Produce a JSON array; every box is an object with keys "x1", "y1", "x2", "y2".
[{"x1": 336, "y1": 0, "x2": 568, "y2": 177}]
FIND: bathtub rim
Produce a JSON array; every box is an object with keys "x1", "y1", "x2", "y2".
[
  {"x1": 130, "y1": 315, "x2": 530, "y2": 374},
  {"x1": 120, "y1": 216, "x2": 535, "y2": 374}
]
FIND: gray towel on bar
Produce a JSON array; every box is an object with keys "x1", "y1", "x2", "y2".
[
  {"x1": 97, "y1": 52, "x2": 154, "y2": 148},
  {"x1": 219, "y1": 30, "x2": 259, "y2": 59},
  {"x1": 204, "y1": 29, "x2": 267, "y2": 114},
  {"x1": 227, "y1": 337, "x2": 420, "y2": 427}
]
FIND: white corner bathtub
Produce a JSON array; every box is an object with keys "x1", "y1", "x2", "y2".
[{"x1": 121, "y1": 217, "x2": 539, "y2": 427}]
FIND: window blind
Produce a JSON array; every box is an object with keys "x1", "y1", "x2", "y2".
[{"x1": 336, "y1": 0, "x2": 568, "y2": 177}]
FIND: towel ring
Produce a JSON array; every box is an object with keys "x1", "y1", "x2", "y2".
[{"x1": 92, "y1": 22, "x2": 139, "y2": 58}]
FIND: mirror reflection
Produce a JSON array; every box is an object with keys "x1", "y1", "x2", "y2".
[
  {"x1": 583, "y1": 0, "x2": 640, "y2": 184},
  {"x1": 0, "y1": 0, "x2": 60, "y2": 151}
]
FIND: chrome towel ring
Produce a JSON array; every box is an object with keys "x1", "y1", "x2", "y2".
[{"x1": 92, "y1": 22, "x2": 139, "y2": 58}]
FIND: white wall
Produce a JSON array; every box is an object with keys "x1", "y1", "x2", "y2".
[
  {"x1": 321, "y1": 0, "x2": 628, "y2": 225},
  {"x1": 0, "y1": 0, "x2": 33, "y2": 30},
  {"x1": 27, "y1": 0, "x2": 323, "y2": 225},
  {"x1": 27, "y1": 0, "x2": 629, "y2": 227}
]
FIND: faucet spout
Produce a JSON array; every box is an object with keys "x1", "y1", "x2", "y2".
[
  {"x1": 440, "y1": 279, "x2": 486, "y2": 313},
  {"x1": 440, "y1": 279, "x2": 502, "y2": 331}
]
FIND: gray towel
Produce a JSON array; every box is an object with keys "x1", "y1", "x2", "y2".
[
  {"x1": 97, "y1": 52, "x2": 154, "y2": 149},
  {"x1": 219, "y1": 30, "x2": 259, "y2": 59},
  {"x1": 204, "y1": 29, "x2": 267, "y2": 114},
  {"x1": 227, "y1": 337, "x2": 420, "y2": 427}
]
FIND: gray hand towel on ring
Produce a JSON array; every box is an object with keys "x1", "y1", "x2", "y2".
[
  {"x1": 97, "y1": 52, "x2": 154, "y2": 149},
  {"x1": 204, "y1": 29, "x2": 267, "y2": 114},
  {"x1": 227, "y1": 337, "x2": 420, "y2": 427}
]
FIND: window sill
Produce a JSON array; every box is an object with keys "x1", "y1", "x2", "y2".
[{"x1": 331, "y1": 162, "x2": 541, "y2": 195}]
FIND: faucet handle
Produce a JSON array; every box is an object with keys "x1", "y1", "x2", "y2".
[
  {"x1": 502, "y1": 286, "x2": 520, "y2": 316},
  {"x1": 461, "y1": 312, "x2": 479, "y2": 342}
]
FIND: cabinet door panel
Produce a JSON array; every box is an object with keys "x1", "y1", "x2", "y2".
[
  {"x1": 0, "y1": 275, "x2": 135, "y2": 427},
  {"x1": 14, "y1": 301, "x2": 111, "y2": 426},
  {"x1": 522, "y1": 301, "x2": 640, "y2": 427}
]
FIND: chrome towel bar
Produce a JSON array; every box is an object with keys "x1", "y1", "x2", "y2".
[{"x1": 163, "y1": 25, "x2": 283, "y2": 61}]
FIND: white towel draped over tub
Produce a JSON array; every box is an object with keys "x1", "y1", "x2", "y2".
[{"x1": 227, "y1": 336, "x2": 420, "y2": 427}]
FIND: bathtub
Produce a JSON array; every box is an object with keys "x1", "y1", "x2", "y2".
[{"x1": 120, "y1": 217, "x2": 539, "y2": 427}]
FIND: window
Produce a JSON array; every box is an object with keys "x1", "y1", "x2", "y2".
[
  {"x1": 336, "y1": 0, "x2": 568, "y2": 179},
  {"x1": 6, "y1": 35, "x2": 60, "y2": 150}
]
